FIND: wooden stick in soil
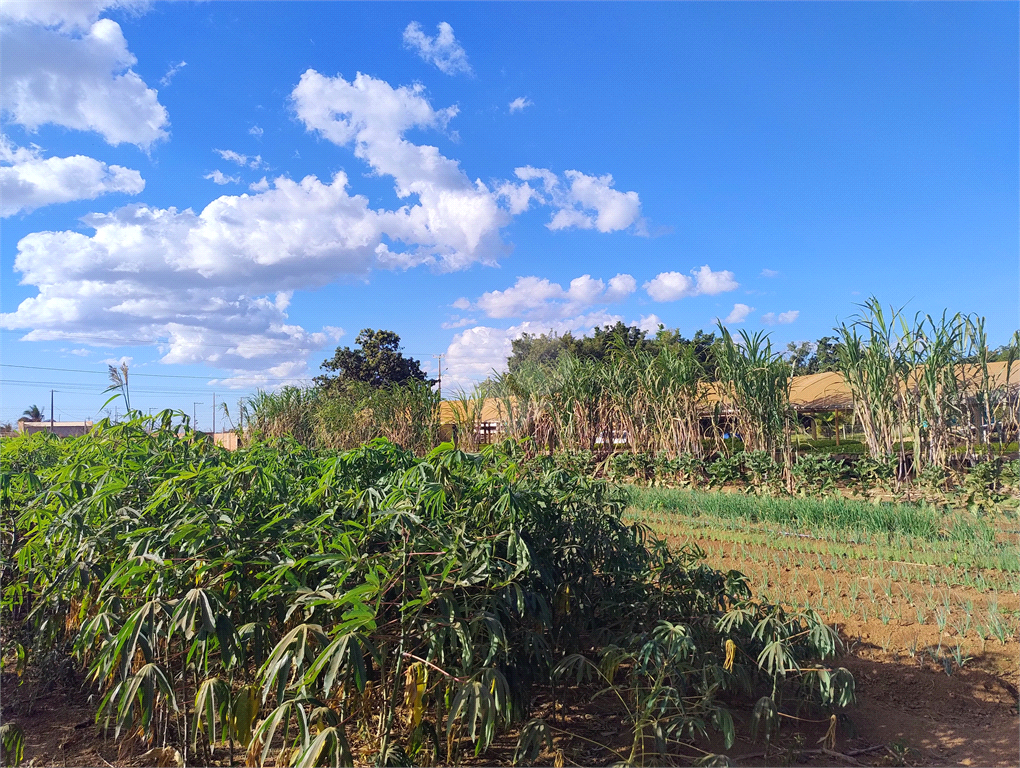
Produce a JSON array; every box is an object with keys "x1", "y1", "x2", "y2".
[
  {"x1": 377, "y1": 530, "x2": 410, "y2": 766},
  {"x1": 734, "y1": 743, "x2": 886, "y2": 762}
]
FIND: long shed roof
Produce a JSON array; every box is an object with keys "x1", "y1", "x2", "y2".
[{"x1": 439, "y1": 362, "x2": 1017, "y2": 423}]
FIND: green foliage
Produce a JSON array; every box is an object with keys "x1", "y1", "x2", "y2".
[
  {"x1": 0, "y1": 722, "x2": 25, "y2": 766},
  {"x1": 242, "y1": 379, "x2": 439, "y2": 454},
  {"x1": 796, "y1": 438, "x2": 866, "y2": 456},
  {"x1": 507, "y1": 323, "x2": 722, "y2": 376},
  {"x1": 715, "y1": 326, "x2": 793, "y2": 459},
  {"x1": 707, "y1": 455, "x2": 745, "y2": 488},
  {"x1": 507, "y1": 321, "x2": 656, "y2": 372},
  {"x1": 2, "y1": 417, "x2": 851, "y2": 765},
  {"x1": 787, "y1": 337, "x2": 841, "y2": 376},
  {"x1": 314, "y1": 379, "x2": 439, "y2": 454},
  {"x1": 21, "y1": 404, "x2": 44, "y2": 421},
  {"x1": 961, "y1": 458, "x2": 1012, "y2": 514},
  {"x1": 493, "y1": 341, "x2": 707, "y2": 458},
  {"x1": 627, "y1": 485, "x2": 1001, "y2": 544},
  {"x1": 791, "y1": 454, "x2": 846, "y2": 497},
  {"x1": 243, "y1": 386, "x2": 320, "y2": 444},
  {"x1": 834, "y1": 299, "x2": 1018, "y2": 471},
  {"x1": 316, "y1": 329, "x2": 431, "y2": 391},
  {"x1": 743, "y1": 451, "x2": 783, "y2": 494}
]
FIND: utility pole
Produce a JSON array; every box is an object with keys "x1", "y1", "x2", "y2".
[
  {"x1": 212, "y1": 392, "x2": 216, "y2": 434},
  {"x1": 193, "y1": 402, "x2": 203, "y2": 431},
  {"x1": 50, "y1": 389, "x2": 54, "y2": 434},
  {"x1": 432, "y1": 354, "x2": 443, "y2": 400}
]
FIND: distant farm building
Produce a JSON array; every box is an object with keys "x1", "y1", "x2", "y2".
[
  {"x1": 212, "y1": 431, "x2": 239, "y2": 450},
  {"x1": 17, "y1": 420, "x2": 94, "y2": 438},
  {"x1": 438, "y1": 363, "x2": 1018, "y2": 447}
]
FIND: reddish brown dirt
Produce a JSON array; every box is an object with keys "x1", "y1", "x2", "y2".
[
  {"x1": 5, "y1": 649, "x2": 1018, "y2": 768},
  {"x1": 690, "y1": 534, "x2": 1020, "y2": 767}
]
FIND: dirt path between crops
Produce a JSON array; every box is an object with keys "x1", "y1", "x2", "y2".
[
  {"x1": 835, "y1": 655, "x2": 1019, "y2": 767},
  {"x1": 4, "y1": 652, "x2": 1018, "y2": 768}
]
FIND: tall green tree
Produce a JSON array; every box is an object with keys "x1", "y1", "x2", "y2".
[
  {"x1": 316, "y1": 329, "x2": 431, "y2": 390},
  {"x1": 786, "y1": 337, "x2": 841, "y2": 376},
  {"x1": 785, "y1": 342, "x2": 813, "y2": 374},
  {"x1": 508, "y1": 323, "x2": 723, "y2": 377},
  {"x1": 810, "y1": 336, "x2": 841, "y2": 373},
  {"x1": 653, "y1": 328, "x2": 720, "y2": 371},
  {"x1": 509, "y1": 322, "x2": 657, "y2": 372}
]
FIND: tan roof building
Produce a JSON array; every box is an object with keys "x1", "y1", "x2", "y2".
[
  {"x1": 439, "y1": 362, "x2": 1018, "y2": 424},
  {"x1": 17, "y1": 420, "x2": 94, "y2": 437}
]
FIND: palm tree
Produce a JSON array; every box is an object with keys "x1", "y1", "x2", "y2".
[{"x1": 22, "y1": 405, "x2": 44, "y2": 421}]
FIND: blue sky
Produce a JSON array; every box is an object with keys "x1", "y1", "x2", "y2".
[{"x1": 2, "y1": 1, "x2": 1017, "y2": 427}]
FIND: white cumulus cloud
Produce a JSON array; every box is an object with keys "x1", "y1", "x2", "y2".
[
  {"x1": 441, "y1": 316, "x2": 477, "y2": 330},
  {"x1": 760, "y1": 268, "x2": 779, "y2": 278},
  {"x1": 0, "y1": 1, "x2": 147, "y2": 31},
  {"x1": 1, "y1": 175, "x2": 394, "y2": 376},
  {"x1": 508, "y1": 97, "x2": 533, "y2": 113},
  {"x1": 100, "y1": 354, "x2": 133, "y2": 367},
  {"x1": 249, "y1": 125, "x2": 263, "y2": 137},
  {"x1": 515, "y1": 166, "x2": 644, "y2": 234},
  {"x1": 4, "y1": 68, "x2": 648, "y2": 380},
  {"x1": 443, "y1": 311, "x2": 624, "y2": 390},
  {"x1": 644, "y1": 265, "x2": 738, "y2": 302},
  {"x1": 691, "y1": 264, "x2": 738, "y2": 295},
  {"x1": 723, "y1": 303, "x2": 754, "y2": 324},
  {"x1": 249, "y1": 176, "x2": 269, "y2": 192},
  {"x1": 636, "y1": 314, "x2": 663, "y2": 334},
  {"x1": 762, "y1": 310, "x2": 800, "y2": 325},
  {"x1": 644, "y1": 272, "x2": 693, "y2": 302},
  {"x1": 215, "y1": 149, "x2": 263, "y2": 169},
  {"x1": 443, "y1": 326, "x2": 512, "y2": 390},
  {"x1": 403, "y1": 21, "x2": 472, "y2": 76},
  {"x1": 292, "y1": 69, "x2": 512, "y2": 271},
  {"x1": 1, "y1": 15, "x2": 169, "y2": 149},
  {"x1": 203, "y1": 170, "x2": 240, "y2": 185},
  {"x1": 1, "y1": 136, "x2": 145, "y2": 216},
  {"x1": 466, "y1": 273, "x2": 637, "y2": 320}
]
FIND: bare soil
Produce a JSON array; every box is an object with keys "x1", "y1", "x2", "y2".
[{"x1": 5, "y1": 655, "x2": 1017, "y2": 767}]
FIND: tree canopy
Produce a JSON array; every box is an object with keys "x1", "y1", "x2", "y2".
[
  {"x1": 786, "y1": 336, "x2": 840, "y2": 376},
  {"x1": 506, "y1": 323, "x2": 859, "y2": 381},
  {"x1": 507, "y1": 322, "x2": 721, "y2": 374},
  {"x1": 315, "y1": 329, "x2": 432, "y2": 391}
]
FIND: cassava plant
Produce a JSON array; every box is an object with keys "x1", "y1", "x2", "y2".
[{"x1": 3, "y1": 416, "x2": 853, "y2": 767}]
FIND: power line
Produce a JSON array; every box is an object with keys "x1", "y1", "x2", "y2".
[
  {"x1": 0, "y1": 329, "x2": 323, "y2": 352},
  {"x1": 0, "y1": 358, "x2": 441, "y2": 382},
  {"x1": 0, "y1": 363, "x2": 314, "y2": 383},
  {"x1": 0, "y1": 379, "x2": 246, "y2": 396},
  {"x1": 0, "y1": 329, "x2": 444, "y2": 358}
]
